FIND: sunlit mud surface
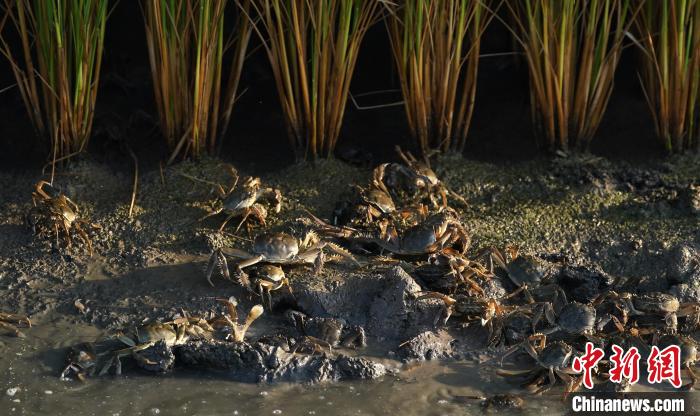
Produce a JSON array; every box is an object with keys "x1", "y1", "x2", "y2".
[{"x1": 1, "y1": 318, "x2": 567, "y2": 416}]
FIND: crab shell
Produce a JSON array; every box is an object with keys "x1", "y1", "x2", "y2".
[
  {"x1": 632, "y1": 293, "x2": 680, "y2": 315},
  {"x1": 391, "y1": 209, "x2": 467, "y2": 254},
  {"x1": 506, "y1": 255, "x2": 548, "y2": 287},
  {"x1": 252, "y1": 233, "x2": 300, "y2": 262},
  {"x1": 557, "y1": 302, "x2": 596, "y2": 335},
  {"x1": 537, "y1": 341, "x2": 573, "y2": 370},
  {"x1": 504, "y1": 312, "x2": 533, "y2": 345}
]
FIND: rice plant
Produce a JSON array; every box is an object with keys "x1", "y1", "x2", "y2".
[
  {"x1": 635, "y1": 0, "x2": 700, "y2": 152},
  {"x1": 144, "y1": 0, "x2": 252, "y2": 163},
  {"x1": 0, "y1": 0, "x2": 108, "y2": 162},
  {"x1": 506, "y1": 0, "x2": 635, "y2": 152},
  {"x1": 385, "y1": 0, "x2": 491, "y2": 155},
  {"x1": 245, "y1": 0, "x2": 382, "y2": 160}
]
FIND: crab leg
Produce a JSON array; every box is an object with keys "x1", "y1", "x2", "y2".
[
  {"x1": 322, "y1": 242, "x2": 359, "y2": 265},
  {"x1": 206, "y1": 249, "x2": 229, "y2": 286},
  {"x1": 236, "y1": 254, "x2": 265, "y2": 270},
  {"x1": 225, "y1": 167, "x2": 239, "y2": 194},
  {"x1": 219, "y1": 212, "x2": 239, "y2": 232},
  {"x1": 500, "y1": 334, "x2": 546, "y2": 365},
  {"x1": 417, "y1": 292, "x2": 456, "y2": 325},
  {"x1": 196, "y1": 207, "x2": 224, "y2": 224}
]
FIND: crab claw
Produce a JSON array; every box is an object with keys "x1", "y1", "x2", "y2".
[
  {"x1": 233, "y1": 304, "x2": 264, "y2": 342},
  {"x1": 246, "y1": 305, "x2": 264, "y2": 326}
]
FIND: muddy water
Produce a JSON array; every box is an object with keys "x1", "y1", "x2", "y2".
[{"x1": 1, "y1": 318, "x2": 568, "y2": 416}]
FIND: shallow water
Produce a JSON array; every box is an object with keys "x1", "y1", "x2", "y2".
[{"x1": 0, "y1": 318, "x2": 571, "y2": 416}]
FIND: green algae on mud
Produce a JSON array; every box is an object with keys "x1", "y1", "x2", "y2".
[{"x1": 437, "y1": 154, "x2": 699, "y2": 271}]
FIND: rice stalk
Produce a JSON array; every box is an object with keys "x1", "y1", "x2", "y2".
[
  {"x1": 506, "y1": 0, "x2": 635, "y2": 151},
  {"x1": 385, "y1": 0, "x2": 492, "y2": 155},
  {"x1": 244, "y1": 0, "x2": 382, "y2": 160},
  {"x1": 144, "y1": 0, "x2": 252, "y2": 162},
  {"x1": 0, "y1": 0, "x2": 108, "y2": 161},
  {"x1": 636, "y1": 0, "x2": 700, "y2": 152}
]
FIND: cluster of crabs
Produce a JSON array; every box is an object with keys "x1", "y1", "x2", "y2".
[
  {"x1": 197, "y1": 147, "x2": 700, "y2": 397},
  {"x1": 14, "y1": 150, "x2": 700, "y2": 399}
]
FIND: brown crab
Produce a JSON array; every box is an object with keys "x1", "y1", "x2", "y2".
[
  {"x1": 376, "y1": 147, "x2": 468, "y2": 209},
  {"x1": 309, "y1": 208, "x2": 470, "y2": 258},
  {"x1": 27, "y1": 181, "x2": 98, "y2": 254},
  {"x1": 419, "y1": 291, "x2": 523, "y2": 346},
  {"x1": 499, "y1": 336, "x2": 583, "y2": 397},
  {"x1": 333, "y1": 164, "x2": 432, "y2": 230},
  {"x1": 478, "y1": 245, "x2": 554, "y2": 289},
  {"x1": 206, "y1": 231, "x2": 358, "y2": 289},
  {"x1": 102, "y1": 315, "x2": 216, "y2": 375},
  {"x1": 196, "y1": 167, "x2": 282, "y2": 233},
  {"x1": 594, "y1": 291, "x2": 700, "y2": 334}
]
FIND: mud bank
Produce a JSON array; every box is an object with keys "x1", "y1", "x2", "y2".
[{"x1": 0, "y1": 154, "x2": 699, "y2": 389}]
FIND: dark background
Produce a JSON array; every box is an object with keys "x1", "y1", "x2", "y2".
[{"x1": 0, "y1": 1, "x2": 663, "y2": 174}]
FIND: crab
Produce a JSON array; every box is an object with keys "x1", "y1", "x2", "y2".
[
  {"x1": 629, "y1": 292, "x2": 700, "y2": 334},
  {"x1": 310, "y1": 208, "x2": 470, "y2": 258},
  {"x1": 594, "y1": 291, "x2": 700, "y2": 334},
  {"x1": 256, "y1": 332, "x2": 334, "y2": 356},
  {"x1": 534, "y1": 301, "x2": 598, "y2": 343},
  {"x1": 246, "y1": 265, "x2": 293, "y2": 309},
  {"x1": 478, "y1": 245, "x2": 554, "y2": 290},
  {"x1": 332, "y1": 164, "x2": 397, "y2": 227},
  {"x1": 420, "y1": 291, "x2": 524, "y2": 346},
  {"x1": 377, "y1": 147, "x2": 467, "y2": 209},
  {"x1": 499, "y1": 336, "x2": 583, "y2": 396},
  {"x1": 292, "y1": 336, "x2": 335, "y2": 355},
  {"x1": 195, "y1": 166, "x2": 282, "y2": 233},
  {"x1": 287, "y1": 311, "x2": 367, "y2": 349},
  {"x1": 101, "y1": 316, "x2": 215, "y2": 375},
  {"x1": 424, "y1": 250, "x2": 494, "y2": 295},
  {"x1": 593, "y1": 291, "x2": 638, "y2": 335},
  {"x1": 27, "y1": 181, "x2": 98, "y2": 254},
  {"x1": 0, "y1": 312, "x2": 31, "y2": 338},
  {"x1": 206, "y1": 231, "x2": 358, "y2": 288},
  {"x1": 502, "y1": 310, "x2": 538, "y2": 345},
  {"x1": 413, "y1": 251, "x2": 491, "y2": 295}
]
